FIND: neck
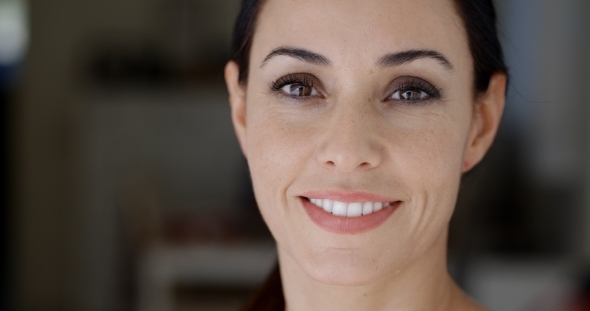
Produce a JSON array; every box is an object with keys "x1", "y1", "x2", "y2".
[{"x1": 278, "y1": 230, "x2": 473, "y2": 311}]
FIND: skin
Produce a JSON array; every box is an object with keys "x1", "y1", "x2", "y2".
[{"x1": 225, "y1": 0, "x2": 506, "y2": 310}]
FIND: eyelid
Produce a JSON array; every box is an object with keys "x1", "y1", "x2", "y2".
[
  {"x1": 383, "y1": 76, "x2": 442, "y2": 102},
  {"x1": 269, "y1": 73, "x2": 325, "y2": 98}
]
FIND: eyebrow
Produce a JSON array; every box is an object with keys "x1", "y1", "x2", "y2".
[
  {"x1": 261, "y1": 47, "x2": 331, "y2": 67},
  {"x1": 260, "y1": 46, "x2": 453, "y2": 70},
  {"x1": 377, "y1": 50, "x2": 453, "y2": 70}
]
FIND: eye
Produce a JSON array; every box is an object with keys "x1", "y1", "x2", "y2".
[
  {"x1": 390, "y1": 88, "x2": 429, "y2": 101},
  {"x1": 270, "y1": 73, "x2": 323, "y2": 99},
  {"x1": 385, "y1": 76, "x2": 442, "y2": 103},
  {"x1": 279, "y1": 83, "x2": 320, "y2": 97}
]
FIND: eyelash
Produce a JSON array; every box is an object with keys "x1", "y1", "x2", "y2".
[
  {"x1": 392, "y1": 78, "x2": 442, "y2": 101},
  {"x1": 269, "y1": 74, "x2": 442, "y2": 102},
  {"x1": 269, "y1": 73, "x2": 315, "y2": 93}
]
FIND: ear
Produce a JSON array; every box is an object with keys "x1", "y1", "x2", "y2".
[
  {"x1": 225, "y1": 60, "x2": 248, "y2": 158},
  {"x1": 462, "y1": 72, "x2": 507, "y2": 172}
]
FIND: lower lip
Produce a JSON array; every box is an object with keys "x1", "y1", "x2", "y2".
[{"x1": 301, "y1": 198, "x2": 400, "y2": 234}]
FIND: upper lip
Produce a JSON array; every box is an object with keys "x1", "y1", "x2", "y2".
[{"x1": 299, "y1": 190, "x2": 398, "y2": 203}]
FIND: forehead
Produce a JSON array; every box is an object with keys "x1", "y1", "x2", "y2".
[{"x1": 252, "y1": 0, "x2": 470, "y2": 70}]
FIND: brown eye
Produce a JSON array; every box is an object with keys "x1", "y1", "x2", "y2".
[
  {"x1": 391, "y1": 88, "x2": 429, "y2": 101},
  {"x1": 384, "y1": 76, "x2": 442, "y2": 103},
  {"x1": 280, "y1": 83, "x2": 320, "y2": 97}
]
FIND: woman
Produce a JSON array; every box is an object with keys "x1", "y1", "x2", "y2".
[{"x1": 224, "y1": 0, "x2": 507, "y2": 310}]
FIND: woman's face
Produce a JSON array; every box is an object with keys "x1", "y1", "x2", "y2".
[{"x1": 227, "y1": 0, "x2": 504, "y2": 285}]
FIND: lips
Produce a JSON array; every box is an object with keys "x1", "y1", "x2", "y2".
[{"x1": 299, "y1": 191, "x2": 401, "y2": 234}]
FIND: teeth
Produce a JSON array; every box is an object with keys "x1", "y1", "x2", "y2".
[
  {"x1": 332, "y1": 201, "x2": 348, "y2": 216},
  {"x1": 347, "y1": 202, "x2": 362, "y2": 217},
  {"x1": 322, "y1": 199, "x2": 334, "y2": 213},
  {"x1": 308, "y1": 198, "x2": 392, "y2": 217},
  {"x1": 362, "y1": 202, "x2": 373, "y2": 215}
]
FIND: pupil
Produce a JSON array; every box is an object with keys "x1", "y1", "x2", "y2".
[
  {"x1": 291, "y1": 84, "x2": 310, "y2": 96},
  {"x1": 402, "y1": 89, "x2": 420, "y2": 100},
  {"x1": 403, "y1": 90, "x2": 412, "y2": 99}
]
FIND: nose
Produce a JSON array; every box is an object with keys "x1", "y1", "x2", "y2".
[{"x1": 316, "y1": 106, "x2": 382, "y2": 173}]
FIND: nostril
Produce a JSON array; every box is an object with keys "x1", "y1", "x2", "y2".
[{"x1": 317, "y1": 141, "x2": 382, "y2": 171}]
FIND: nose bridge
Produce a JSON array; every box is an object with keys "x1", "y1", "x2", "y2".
[{"x1": 317, "y1": 94, "x2": 382, "y2": 172}]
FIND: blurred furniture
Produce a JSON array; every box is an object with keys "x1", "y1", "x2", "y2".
[
  {"x1": 137, "y1": 241, "x2": 276, "y2": 311},
  {"x1": 78, "y1": 88, "x2": 269, "y2": 310},
  {"x1": 465, "y1": 257, "x2": 574, "y2": 311}
]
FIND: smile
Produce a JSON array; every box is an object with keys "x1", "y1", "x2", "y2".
[
  {"x1": 300, "y1": 192, "x2": 401, "y2": 234},
  {"x1": 308, "y1": 198, "x2": 391, "y2": 217}
]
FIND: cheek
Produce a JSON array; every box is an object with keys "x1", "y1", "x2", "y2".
[
  {"x1": 387, "y1": 111, "x2": 470, "y2": 249},
  {"x1": 247, "y1": 109, "x2": 315, "y2": 185},
  {"x1": 245, "y1": 102, "x2": 318, "y2": 238},
  {"x1": 398, "y1": 121, "x2": 465, "y2": 185},
  {"x1": 382, "y1": 106, "x2": 469, "y2": 180}
]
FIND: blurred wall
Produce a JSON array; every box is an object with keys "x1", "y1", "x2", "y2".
[
  {"x1": 12, "y1": 1, "x2": 238, "y2": 310},
  {"x1": 14, "y1": 1, "x2": 159, "y2": 310},
  {"x1": 586, "y1": 80, "x2": 590, "y2": 253},
  {"x1": 494, "y1": 0, "x2": 590, "y2": 254}
]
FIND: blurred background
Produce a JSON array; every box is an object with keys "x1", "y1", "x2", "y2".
[{"x1": 2, "y1": 0, "x2": 590, "y2": 310}]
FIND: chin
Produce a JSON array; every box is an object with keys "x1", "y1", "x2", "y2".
[{"x1": 298, "y1": 249, "x2": 402, "y2": 286}]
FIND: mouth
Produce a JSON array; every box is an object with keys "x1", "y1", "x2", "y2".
[
  {"x1": 307, "y1": 198, "x2": 391, "y2": 217},
  {"x1": 299, "y1": 193, "x2": 401, "y2": 234}
]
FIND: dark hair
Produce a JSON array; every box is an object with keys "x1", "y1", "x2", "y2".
[
  {"x1": 239, "y1": 264, "x2": 284, "y2": 311},
  {"x1": 230, "y1": 0, "x2": 507, "y2": 94},
  {"x1": 231, "y1": 1, "x2": 507, "y2": 310},
  {"x1": 230, "y1": 0, "x2": 267, "y2": 84},
  {"x1": 453, "y1": 0, "x2": 507, "y2": 93}
]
